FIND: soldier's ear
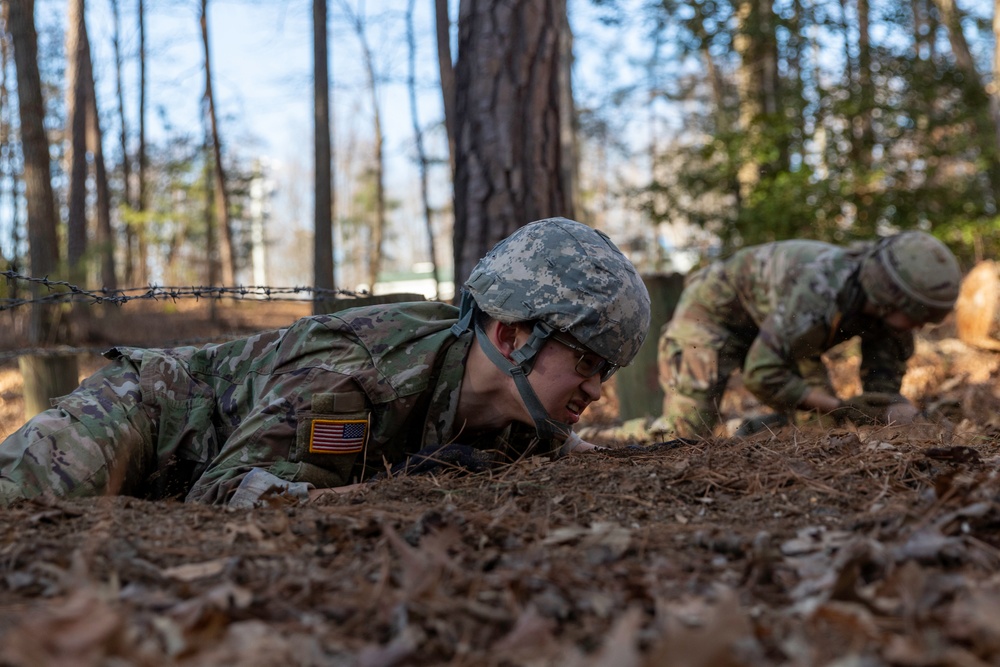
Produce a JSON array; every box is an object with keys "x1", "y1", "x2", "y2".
[{"x1": 494, "y1": 321, "x2": 520, "y2": 359}]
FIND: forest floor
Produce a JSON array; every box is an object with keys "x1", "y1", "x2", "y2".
[{"x1": 2, "y1": 301, "x2": 1000, "y2": 666}]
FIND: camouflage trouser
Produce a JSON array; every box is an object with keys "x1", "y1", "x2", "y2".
[{"x1": 0, "y1": 358, "x2": 157, "y2": 504}]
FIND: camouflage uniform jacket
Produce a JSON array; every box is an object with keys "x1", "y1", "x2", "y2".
[
  {"x1": 665, "y1": 240, "x2": 913, "y2": 410},
  {"x1": 111, "y1": 301, "x2": 517, "y2": 504}
]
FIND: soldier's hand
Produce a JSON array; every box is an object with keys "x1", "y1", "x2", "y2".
[
  {"x1": 567, "y1": 438, "x2": 609, "y2": 454},
  {"x1": 308, "y1": 483, "x2": 367, "y2": 501},
  {"x1": 561, "y1": 431, "x2": 608, "y2": 455},
  {"x1": 836, "y1": 392, "x2": 910, "y2": 425},
  {"x1": 887, "y1": 401, "x2": 923, "y2": 424}
]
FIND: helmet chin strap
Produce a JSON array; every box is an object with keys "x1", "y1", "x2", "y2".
[
  {"x1": 472, "y1": 322, "x2": 572, "y2": 441},
  {"x1": 452, "y1": 291, "x2": 572, "y2": 441}
]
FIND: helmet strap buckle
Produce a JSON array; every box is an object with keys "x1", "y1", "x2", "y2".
[{"x1": 509, "y1": 321, "x2": 555, "y2": 370}]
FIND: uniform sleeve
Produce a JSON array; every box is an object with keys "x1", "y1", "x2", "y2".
[
  {"x1": 859, "y1": 331, "x2": 913, "y2": 394},
  {"x1": 185, "y1": 368, "x2": 369, "y2": 505},
  {"x1": 797, "y1": 356, "x2": 835, "y2": 394},
  {"x1": 185, "y1": 321, "x2": 382, "y2": 505},
  {"x1": 741, "y1": 330, "x2": 811, "y2": 409},
  {"x1": 742, "y1": 303, "x2": 834, "y2": 410}
]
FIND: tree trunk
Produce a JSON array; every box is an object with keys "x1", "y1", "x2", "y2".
[
  {"x1": 9, "y1": 0, "x2": 61, "y2": 344},
  {"x1": 557, "y1": 7, "x2": 579, "y2": 219},
  {"x1": 932, "y1": 0, "x2": 1000, "y2": 202},
  {"x1": 691, "y1": 3, "x2": 741, "y2": 210},
  {"x1": 65, "y1": 0, "x2": 88, "y2": 283},
  {"x1": 137, "y1": 0, "x2": 148, "y2": 286},
  {"x1": 200, "y1": 0, "x2": 235, "y2": 286},
  {"x1": 111, "y1": 0, "x2": 134, "y2": 285},
  {"x1": 452, "y1": 0, "x2": 574, "y2": 289},
  {"x1": 407, "y1": 0, "x2": 440, "y2": 300},
  {"x1": 434, "y1": 0, "x2": 456, "y2": 176},
  {"x1": 313, "y1": 0, "x2": 334, "y2": 314},
  {"x1": 81, "y1": 8, "x2": 115, "y2": 289},
  {"x1": 202, "y1": 140, "x2": 218, "y2": 320},
  {"x1": 734, "y1": 0, "x2": 782, "y2": 199},
  {"x1": 852, "y1": 0, "x2": 876, "y2": 230},
  {"x1": 0, "y1": 11, "x2": 18, "y2": 298},
  {"x1": 856, "y1": 0, "x2": 874, "y2": 161}
]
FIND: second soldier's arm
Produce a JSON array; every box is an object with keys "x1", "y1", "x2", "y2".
[{"x1": 741, "y1": 321, "x2": 826, "y2": 412}]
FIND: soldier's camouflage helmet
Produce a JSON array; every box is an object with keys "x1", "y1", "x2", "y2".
[
  {"x1": 463, "y1": 217, "x2": 651, "y2": 366},
  {"x1": 859, "y1": 231, "x2": 962, "y2": 324}
]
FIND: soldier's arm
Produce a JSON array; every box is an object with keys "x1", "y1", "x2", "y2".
[
  {"x1": 741, "y1": 329, "x2": 813, "y2": 410},
  {"x1": 797, "y1": 356, "x2": 835, "y2": 394},
  {"x1": 187, "y1": 370, "x2": 372, "y2": 505},
  {"x1": 796, "y1": 386, "x2": 842, "y2": 413},
  {"x1": 743, "y1": 281, "x2": 844, "y2": 412},
  {"x1": 859, "y1": 330, "x2": 913, "y2": 394}
]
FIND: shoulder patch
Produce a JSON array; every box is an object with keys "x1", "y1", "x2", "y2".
[{"x1": 309, "y1": 418, "x2": 368, "y2": 454}]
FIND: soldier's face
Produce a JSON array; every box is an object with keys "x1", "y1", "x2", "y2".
[
  {"x1": 516, "y1": 333, "x2": 604, "y2": 425},
  {"x1": 883, "y1": 310, "x2": 922, "y2": 332}
]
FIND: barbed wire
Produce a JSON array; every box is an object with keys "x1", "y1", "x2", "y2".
[{"x1": 1, "y1": 270, "x2": 370, "y2": 311}]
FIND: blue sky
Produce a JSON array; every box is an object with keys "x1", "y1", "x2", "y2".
[
  {"x1": 12, "y1": 0, "x2": 662, "y2": 287},
  {"x1": 26, "y1": 0, "x2": 459, "y2": 286}
]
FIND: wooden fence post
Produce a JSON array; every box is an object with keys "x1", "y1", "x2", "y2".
[
  {"x1": 614, "y1": 272, "x2": 686, "y2": 421},
  {"x1": 18, "y1": 352, "x2": 80, "y2": 420}
]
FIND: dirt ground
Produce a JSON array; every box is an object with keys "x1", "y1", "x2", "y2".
[{"x1": 3, "y1": 302, "x2": 1000, "y2": 666}]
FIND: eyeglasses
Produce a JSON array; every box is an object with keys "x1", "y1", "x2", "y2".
[{"x1": 550, "y1": 334, "x2": 619, "y2": 383}]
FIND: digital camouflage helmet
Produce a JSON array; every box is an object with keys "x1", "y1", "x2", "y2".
[
  {"x1": 451, "y1": 217, "x2": 651, "y2": 439},
  {"x1": 860, "y1": 231, "x2": 962, "y2": 325}
]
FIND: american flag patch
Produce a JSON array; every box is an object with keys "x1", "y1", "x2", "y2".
[{"x1": 309, "y1": 419, "x2": 367, "y2": 454}]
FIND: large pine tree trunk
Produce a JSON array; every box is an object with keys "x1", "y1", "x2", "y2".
[
  {"x1": 9, "y1": 0, "x2": 61, "y2": 344},
  {"x1": 452, "y1": 0, "x2": 574, "y2": 289}
]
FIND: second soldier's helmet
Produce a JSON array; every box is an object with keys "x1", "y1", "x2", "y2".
[
  {"x1": 462, "y1": 217, "x2": 651, "y2": 366},
  {"x1": 859, "y1": 231, "x2": 962, "y2": 324}
]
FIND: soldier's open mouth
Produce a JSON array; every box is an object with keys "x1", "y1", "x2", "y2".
[{"x1": 566, "y1": 402, "x2": 586, "y2": 423}]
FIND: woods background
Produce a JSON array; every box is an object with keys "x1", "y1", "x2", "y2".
[{"x1": 1, "y1": 0, "x2": 999, "y2": 345}]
